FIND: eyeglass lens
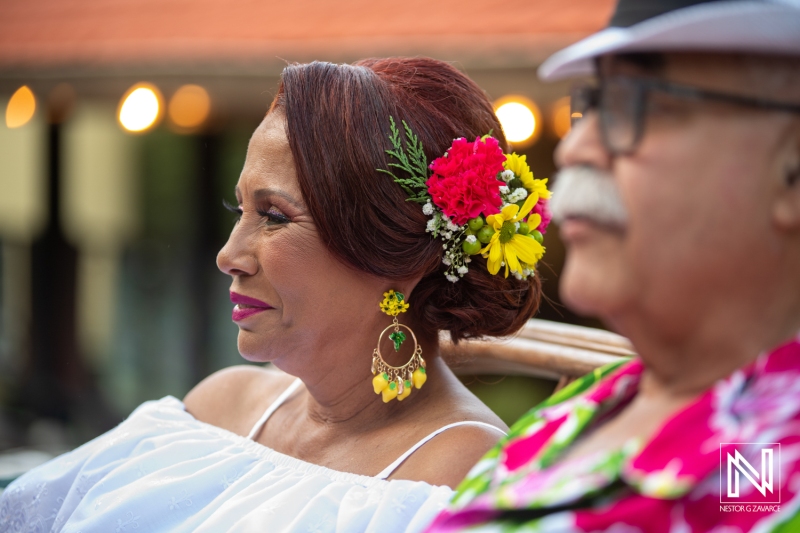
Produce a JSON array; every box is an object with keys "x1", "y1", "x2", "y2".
[{"x1": 570, "y1": 79, "x2": 646, "y2": 155}]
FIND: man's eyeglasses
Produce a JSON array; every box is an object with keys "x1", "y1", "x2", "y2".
[{"x1": 570, "y1": 76, "x2": 800, "y2": 156}]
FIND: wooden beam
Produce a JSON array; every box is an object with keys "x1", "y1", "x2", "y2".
[{"x1": 443, "y1": 319, "x2": 634, "y2": 379}]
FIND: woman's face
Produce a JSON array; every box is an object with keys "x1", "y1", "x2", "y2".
[{"x1": 217, "y1": 112, "x2": 389, "y2": 374}]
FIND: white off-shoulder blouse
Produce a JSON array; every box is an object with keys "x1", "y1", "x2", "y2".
[{"x1": 0, "y1": 380, "x2": 504, "y2": 532}]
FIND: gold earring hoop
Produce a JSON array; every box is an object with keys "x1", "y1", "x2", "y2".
[{"x1": 371, "y1": 290, "x2": 426, "y2": 403}]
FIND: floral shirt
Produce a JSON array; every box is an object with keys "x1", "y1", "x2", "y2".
[{"x1": 427, "y1": 335, "x2": 800, "y2": 533}]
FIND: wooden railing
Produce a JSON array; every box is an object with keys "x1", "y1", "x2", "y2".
[{"x1": 442, "y1": 319, "x2": 635, "y2": 380}]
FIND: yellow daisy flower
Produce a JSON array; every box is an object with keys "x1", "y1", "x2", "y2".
[
  {"x1": 480, "y1": 195, "x2": 545, "y2": 278},
  {"x1": 504, "y1": 153, "x2": 551, "y2": 201}
]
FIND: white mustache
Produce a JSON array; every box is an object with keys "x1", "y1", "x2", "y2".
[{"x1": 550, "y1": 166, "x2": 628, "y2": 229}]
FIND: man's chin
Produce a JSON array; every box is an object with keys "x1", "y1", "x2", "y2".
[{"x1": 559, "y1": 242, "x2": 631, "y2": 320}]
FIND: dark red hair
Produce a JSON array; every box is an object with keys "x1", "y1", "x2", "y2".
[{"x1": 271, "y1": 57, "x2": 541, "y2": 342}]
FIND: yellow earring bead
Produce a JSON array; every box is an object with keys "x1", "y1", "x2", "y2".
[
  {"x1": 381, "y1": 382, "x2": 399, "y2": 403},
  {"x1": 397, "y1": 380, "x2": 412, "y2": 401},
  {"x1": 373, "y1": 373, "x2": 389, "y2": 394},
  {"x1": 412, "y1": 367, "x2": 427, "y2": 389}
]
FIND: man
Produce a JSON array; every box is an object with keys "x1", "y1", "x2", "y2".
[{"x1": 427, "y1": 0, "x2": 800, "y2": 531}]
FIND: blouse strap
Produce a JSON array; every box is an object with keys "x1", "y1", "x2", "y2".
[
  {"x1": 246, "y1": 378, "x2": 303, "y2": 440},
  {"x1": 374, "y1": 421, "x2": 507, "y2": 480}
]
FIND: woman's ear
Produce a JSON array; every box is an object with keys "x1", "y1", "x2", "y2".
[{"x1": 380, "y1": 275, "x2": 425, "y2": 303}]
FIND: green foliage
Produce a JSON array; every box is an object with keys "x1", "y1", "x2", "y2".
[{"x1": 377, "y1": 116, "x2": 431, "y2": 204}]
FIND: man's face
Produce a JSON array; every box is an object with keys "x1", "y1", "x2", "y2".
[{"x1": 554, "y1": 53, "x2": 797, "y2": 338}]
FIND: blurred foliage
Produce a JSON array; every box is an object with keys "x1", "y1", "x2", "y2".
[
  {"x1": 462, "y1": 375, "x2": 556, "y2": 427},
  {"x1": 139, "y1": 130, "x2": 199, "y2": 239}
]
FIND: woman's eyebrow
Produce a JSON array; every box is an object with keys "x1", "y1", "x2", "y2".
[{"x1": 253, "y1": 188, "x2": 304, "y2": 210}]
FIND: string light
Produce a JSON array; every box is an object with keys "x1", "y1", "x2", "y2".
[
  {"x1": 168, "y1": 84, "x2": 211, "y2": 130},
  {"x1": 552, "y1": 96, "x2": 572, "y2": 139},
  {"x1": 6, "y1": 86, "x2": 36, "y2": 128},
  {"x1": 494, "y1": 95, "x2": 541, "y2": 146},
  {"x1": 118, "y1": 83, "x2": 163, "y2": 133}
]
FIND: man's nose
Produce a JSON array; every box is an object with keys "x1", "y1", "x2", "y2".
[{"x1": 554, "y1": 112, "x2": 612, "y2": 171}]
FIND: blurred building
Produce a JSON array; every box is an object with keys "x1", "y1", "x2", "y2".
[{"x1": 0, "y1": 0, "x2": 613, "y2": 451}]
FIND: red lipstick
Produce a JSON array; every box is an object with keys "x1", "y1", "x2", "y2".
[{"x1": 230, "y1": 291, "x2": 273, "y2": 322}]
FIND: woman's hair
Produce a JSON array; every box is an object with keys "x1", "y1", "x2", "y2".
[{"x1": 270, "y1": 57, "x2": 541, "y2": 342}]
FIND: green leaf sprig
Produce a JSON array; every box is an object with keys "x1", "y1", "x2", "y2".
[{"x1": 377, "y1": 116, "x2": 431, "y2": 204}]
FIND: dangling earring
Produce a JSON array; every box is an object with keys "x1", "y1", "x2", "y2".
[{"x1": 371, "y1": 290, "x2": 426, "y2": 403}]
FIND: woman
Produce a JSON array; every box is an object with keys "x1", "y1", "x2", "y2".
[{"x1": 0, "y1": 58, "x2": 552, "y2": 532}]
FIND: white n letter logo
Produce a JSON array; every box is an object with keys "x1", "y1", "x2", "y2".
[{"x1": 727, "y1": 448, "x2": 774, "y2": 497}]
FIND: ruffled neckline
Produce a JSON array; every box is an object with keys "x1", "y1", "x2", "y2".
[{"x1": 155, "y1": 395, "x2": 455, "y2": 492}]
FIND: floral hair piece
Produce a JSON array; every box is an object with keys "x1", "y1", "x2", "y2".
[{"x1": 378, "y1": 117, "x2": 552, "y2": 282}]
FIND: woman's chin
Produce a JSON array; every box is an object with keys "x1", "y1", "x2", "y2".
[{"x1": 236, "y1": 333, "x2": 277, "y2": 364}]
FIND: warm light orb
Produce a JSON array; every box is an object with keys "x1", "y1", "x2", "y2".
[
  {"x1": 494, "y1": 95, "x2": 541, "y2": 145},
  {"x1": 118, "y1": 83, "x2": 162, "y2": 132},
  {"x1": 552, "y1": 96, "x2": 572, "y2": 139},
  {"x1": 6, "y1": 86, "x2": 36, "y2": 128},
  {"x1": 168, "y1": 84, "x2": 211, "y2": 130}
]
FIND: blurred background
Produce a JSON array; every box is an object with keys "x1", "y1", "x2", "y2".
[{"x1": 0, "y1": 0, "x2": 614, "y2": 471}]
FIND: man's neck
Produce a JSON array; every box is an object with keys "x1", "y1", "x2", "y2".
[{"x1": 608, "y1": 300, "x2": 800, "y2": 398}]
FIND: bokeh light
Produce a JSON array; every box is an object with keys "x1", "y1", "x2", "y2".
[
  {"x1": 168, "y1": 85, "x2": 211, "y2": 130},
  {"x1": 494, "y1": 95, "x2": 541, "y2": 146},
  {"x1": 118, "y1": 83, "x2": 162, "y2": 132},
  {"x1": 552, "y1": 96, "x2": 572, "y2": 139},
  {"x1": 6, "y1": 86, "x2": 36, "y2": 128}
]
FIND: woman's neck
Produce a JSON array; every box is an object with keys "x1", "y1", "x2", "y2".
[{"x1": 276, "y1": 322, "x2": 444, "y2": 430}]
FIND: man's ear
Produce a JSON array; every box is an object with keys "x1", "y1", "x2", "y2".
[
  {"x1": 772, "y1": 154, "x2": 800, "y2": 232},
  {"x1": 786, "y1": 164, "x2": 800, "y2": 187},
  {"x1": 772, "y1": 118, "x2": 800, "y2": 232}
]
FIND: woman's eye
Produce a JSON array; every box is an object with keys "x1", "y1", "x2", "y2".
[
  {"x1": 257, "y1": 208, "x2": 290, "y2": 225},
  {"x1": 223, "y1": 199, "x2": 289, "y2": 226}
]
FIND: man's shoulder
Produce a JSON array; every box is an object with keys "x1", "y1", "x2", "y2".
[{"x1": 183, "y1": 365, "x2": 295, "y2": 436}]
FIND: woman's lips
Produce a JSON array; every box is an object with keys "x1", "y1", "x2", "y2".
[{"x1": 230, "y1": 291, "x2": 273, "y2": 322}]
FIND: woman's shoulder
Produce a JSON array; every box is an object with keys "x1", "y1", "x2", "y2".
[
  {"x1": 389, "y1": 380, "x2": 509, "y2": 488},
  {"x1": 183, "y1": 364, "x2": 295, "y2": 436}
]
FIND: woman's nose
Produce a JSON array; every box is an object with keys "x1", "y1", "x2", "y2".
[
  {"x1": 217, "y1": 229, "x2": 258, "y2": 277},
  {"x1": 555, "y1": 112, "x2": 613, "y2": 171}
]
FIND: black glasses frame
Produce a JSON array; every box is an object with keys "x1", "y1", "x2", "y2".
[{"x1": 571, "y1": 76, "x2": 800, "y2": 156}]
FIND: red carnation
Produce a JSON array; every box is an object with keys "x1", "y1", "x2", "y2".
[
  {"x1": 532, "y1": 199, "x2": 552, "y2": 234},
  {"x1": 426, "y1": 137, "x2": 506, "y2": 225}
]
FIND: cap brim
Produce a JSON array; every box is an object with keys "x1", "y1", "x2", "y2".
[{"x1": 539, "y1": 1, "x2": 800, "y2": 81}]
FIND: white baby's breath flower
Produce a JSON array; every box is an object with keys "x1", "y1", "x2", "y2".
[
  {"x1": 465, "y1": 258, "x2": 472, "y2": 263},
  {"x1": 514, "y1": 222, "x2": 520, "y2": 231},
  {"x1": 457, "y1": 266, "x2": 468, "y2": 275},
  {"x1": 465, "y1": 235, "x2": 477, "y2": 244},
  {"x1": 499, "y1": 185, "x2": 510, "y2": 194},
  {"x1": 422, "y1": 202, "x2": 434, "y2": 216},
  {"x1": 443, "y1": 231, "x2": 452, "y2": 239},
  {"x1": 442, "y1": 257, "x2": 451, "y2": 266},
  {"x1": 513, "y1": 187, "x2": 528, "y2": 200},
  {"x1": 513, "y1": 271, "x2": 523, "y2": 280},
  {"x1": 426, "y1": 219, "x2": 437, "y2": 232},
  {"x1": 501, "y1": 169, "x2": 515, "y2": 183},
  {"x1": 446, "y1": 221, "x2": 460, "y2": 231}
]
